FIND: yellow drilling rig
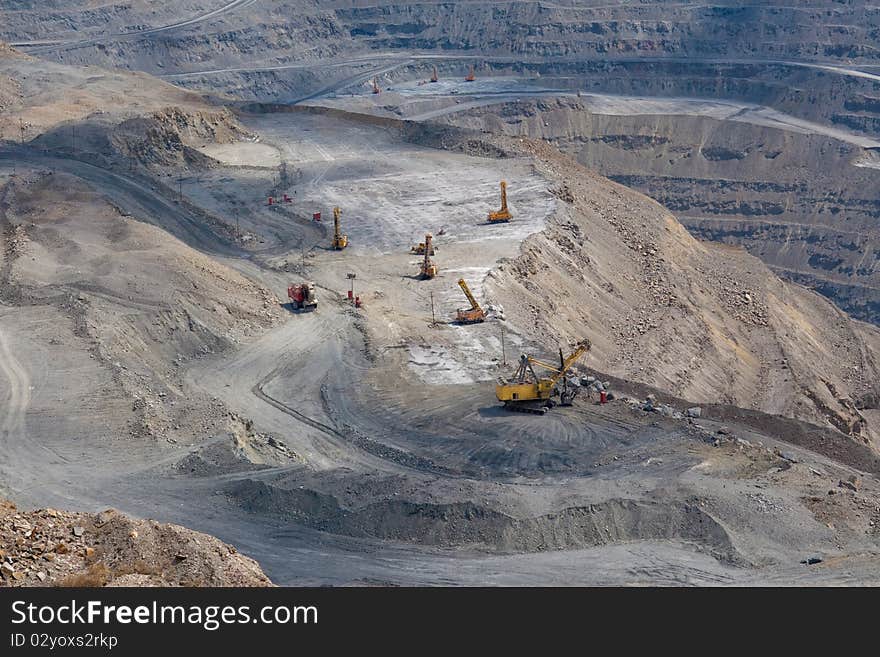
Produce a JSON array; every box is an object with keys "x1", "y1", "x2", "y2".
[
  {"x1": 455, "y1": 278, "x2": 486, "y2": 324},
  {"x1": 487, "y1": 181, "x2": 512, "y2": 223},
  {"x1": 331, "y1": 206, "x2": 348, "y2": 250},
  {"x1": 418, "y1": 233, "x2": 438, "y2": 279},
  {"x1": 495, "y1": 339, "x2": 591, "y2": 414}
]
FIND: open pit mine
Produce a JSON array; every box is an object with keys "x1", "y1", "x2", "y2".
[{"x1": 1, "y1": 1, "x2": 880, "y2": 588}]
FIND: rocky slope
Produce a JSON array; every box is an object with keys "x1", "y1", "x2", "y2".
[
  {"x1": 1, "y1": 169, "x2": 284, "y2": 450},
  {"x1": 0, "y1": 50, "x2": 289, "y2": 463},
  {"x1": 0, "y1": 43, "x2": 255, "y2": 173},
  {"x1": 0, "y1": 499, "x2": 273, "y2": 587}
]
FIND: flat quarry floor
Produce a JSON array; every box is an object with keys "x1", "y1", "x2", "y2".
[
  {"x1": 190, "y1": 110, "x2": 556, "y2": 383},
  {"x1": 195, "y1": 111, "x2": 555, "y2": 255}
]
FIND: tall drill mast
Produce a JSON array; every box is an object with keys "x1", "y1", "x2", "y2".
[{"x1": 332, "y1": 206, "x2": 348, "y2": 250}]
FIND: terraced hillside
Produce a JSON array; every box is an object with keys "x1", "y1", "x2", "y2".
[
  {"x1": 5, "y1": 4, "x2": 880, "y2": 586},
  {"x1": 2, "y1": 2, "x2": 880, "y2": 119}
]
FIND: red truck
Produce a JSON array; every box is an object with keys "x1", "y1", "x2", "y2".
[{"x1": 288, "y1": 282, "x2": 318, "y2": 311}]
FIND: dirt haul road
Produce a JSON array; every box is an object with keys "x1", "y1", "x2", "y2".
[
  {"x1": 0, "y1": 325, "x2": 29, "y2": 487},
  {"x1": 11, "y1": 0, "x2": 260, "y2": 51},
  {"x1": 0, "y1": 148, "x2": 237, "y2": 255}
]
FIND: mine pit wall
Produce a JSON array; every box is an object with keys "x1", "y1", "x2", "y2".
[
  {"x1": 228, "y1": 479, "x2": 741, "y2": 564},
  {"x1": 331, "y1": 1, "x2": 880, "y2": 66},
  {"x1": 411, "y1": 59, "x2": 880, "y2": 137},
  {"x1": 12, "y1": 0, "x2": 880, "y2": 126},
  {"x1": 176, "y1": 58, "x2": 880, "y2": 135},
  {"x1": 436, "y1": 99, "x2": 880, "y2": 325}
]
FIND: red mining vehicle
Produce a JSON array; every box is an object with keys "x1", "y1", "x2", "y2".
[{"x1": 288, "y1": 281, "x2": 318, "y2": 311}]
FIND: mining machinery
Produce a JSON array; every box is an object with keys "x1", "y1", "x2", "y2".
[
  {"x1": 288, "y1": 282, "x2": 318, "y2": 311},
  {"x1": 411, "y1": 238, "x2": 437, "y2": 255},
  {"x1": 495, "y1": 339, "x2": 591, "y2": 414},
  {"x1": 487, "y1": 181, "x2": 512, "y2": 223},
  {"x1": 430, "y1": 66, "x2": 439, "y2": 83},
  {"x1": 418, "y1": 233, "x2": 438, "y2": 279},
  {"x1": 372, "y1": 77, "x2": 381, "y2": 94},
  {"x1": 455, "y1": 278, "x2": 486, "y2": 324},
  {"x1": 465, "y1": 65, "x2": 475, "y2": 82},
  {"x1": 331, "y1": 206, "x2": 348, "y2": 250}
]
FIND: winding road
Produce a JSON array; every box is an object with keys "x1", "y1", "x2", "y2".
[
  {"x1": 11, "y1": 0, "x2": 260, "y2": 53},
  {"x1": 0, "y1": 148, "x2": 238, "y2": 256}
]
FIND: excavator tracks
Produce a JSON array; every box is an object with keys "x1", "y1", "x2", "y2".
[{"x1": 503, "y1": 402, "x2": 549, "y2": 415}]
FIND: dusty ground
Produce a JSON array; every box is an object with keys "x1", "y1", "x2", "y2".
[{"x1": 2, "y1": 47, "x2": 880, "y2": 586}]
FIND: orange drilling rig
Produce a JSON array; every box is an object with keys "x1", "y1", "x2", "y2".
[
  {"x1": 455, "y1": 278, "x2": 486, "y2": 324},
  {"x1": 465, "y1": 65, "x2": 475, "y2": 82},
  {"x1": 372, "y1": 77, "x2": 381, "y2": 94},
  {"x1": 430, "y1": 66, "x2": 439, "y2": 83},
  {"x1": 487, "y1": 181, "x2": 512, "y2": 223},
  {"x1": 418, "y1": 233, "x2": 438, "y2": 279}
]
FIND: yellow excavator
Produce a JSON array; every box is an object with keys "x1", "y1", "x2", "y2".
[
  {"x1": 418, "y1": 233, "x2": 438, "y2": 279},
  {"x1": 487, "y1": 181, "x2": 512, "y2": 223},
  {"x1": 455, "y1": 278, "x2": 486, "y2": 324},
  {"x1": 331, "y1": 206, "x2": 348, "y2": 250},
  {"x1": 495, "y1": 339, "x2": 591, "y2": 414}
]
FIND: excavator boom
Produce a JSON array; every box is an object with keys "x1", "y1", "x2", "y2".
[{"x1": 544, "y1": 340, "x2": 591, "y2": 388}]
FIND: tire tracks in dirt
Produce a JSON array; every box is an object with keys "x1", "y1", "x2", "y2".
[
  {"x1": 0, "y1": 325, "x2": 30, "y2": 445},
  {"x1": 0, "y1": 147, "x2": 237, "y2": 257},
  {"x1": 17, "y1": 0, "x2": 261, "y2": 53}
]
